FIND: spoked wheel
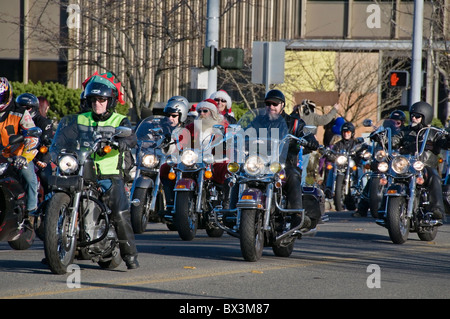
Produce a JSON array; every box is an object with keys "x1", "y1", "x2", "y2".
[
  {"x1": 44, "y1": 193, "x2": 77, "y2": 274},
  {"x1": 240, "y1": 209, "x2": 264, "y2": 262},
  {"x1": 174, "y1": 191, "x2": 198, "y2": 241},
  {"x1": 387, "y1": 196, "x2": 410, "y2": 244}
]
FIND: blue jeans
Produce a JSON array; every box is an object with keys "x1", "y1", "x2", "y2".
[
  {"x1": 20, "y1": 161, "x2": 38, "y2": 212},
  {"x1": 301, "y1": 153, "x2": 310, "y2": 185}
]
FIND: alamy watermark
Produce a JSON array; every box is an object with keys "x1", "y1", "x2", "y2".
[
  {"x1": 66, "y1": 264, "x2": 81, "y2": 289},
  {"x1": 67, "y1": 4, "x2": 81, "y2": 29},
  {"x1": 366, "y1": 264, "x2": 381, "y2": 288}
]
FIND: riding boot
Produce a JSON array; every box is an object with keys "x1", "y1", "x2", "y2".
[
  {"x1": 114, "y1": 209, "x2": 139, "y2": 269},
  {"x1": 425, "y1": 167, "x2": 445, "y2": 221}
]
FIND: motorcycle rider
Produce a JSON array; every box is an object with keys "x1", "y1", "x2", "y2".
[
  {"x1": 295, "y1": 99, "x2": 339, "y2": 184},
  {"x1": 322, "y1": 122, "x2": 366, "y2": 212},
  {"x1": 80, "y1": 77, "x2": 139, "y2": 269},
  {"x1": 159, "y1": 97, "x2": 190, "y2": 208},
  {"x1": 0, "y1": 78, "x2": 39, "y2": 217},
  {"x1": 391, "y1": 101, "x2": 450, "y2": 225},
  {"x1": 209, "y1": 90, "x2": 237, "y2": 124},
  {"x1": 353, "y1": 111, "x2": 406, "y2": 217},
  {"x1": 16, "y1": 93, "x2": 54, "y2": 197},
  {"x1": 389, "y1": 109, "x2": 406, "y2": 130},
  {"x1": 243, "y1": 89, "x2": 319, "y2": 229}
]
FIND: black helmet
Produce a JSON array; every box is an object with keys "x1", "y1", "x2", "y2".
[
  {"x1": 264, "y1": 89, "x2": 285, "y2": 105},
  {"x1": 341, "y1": 122, "x2": 355, "y2": 138},
  {"x1": 84, "y1": 81, "x2": 117, "y2": 110},
  {"x1": 410, "y1": 101, "x2": 433, "y2": 126},
  {"x1": 16, "y1": 93, "x2": 39, "y2": 118},
  {"x1": 389, "y1": 110, "x2": 406, "y2": 124}
]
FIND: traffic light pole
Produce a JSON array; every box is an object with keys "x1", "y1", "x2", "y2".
[
  {"x1": 205, "y1": 0, "x2": 219, "y2": 99},
  {"x1": 410, "y1": 0, "x2": 423, "y2": 106}
]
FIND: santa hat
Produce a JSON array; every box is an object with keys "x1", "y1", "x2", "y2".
[
  {"x1": 188, "y1": 103, "x2": 198, "y2": 117},
  {"x1": 209, "y1": 90, "x2": 232, "y2": 114},
  {"x1": 196, "y1": 98, "x2": 221, "y2": 119}
]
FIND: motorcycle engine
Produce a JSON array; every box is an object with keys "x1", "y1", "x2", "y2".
[{"x1": 81, "y1": 198, "x2": 117, "y2": 255}]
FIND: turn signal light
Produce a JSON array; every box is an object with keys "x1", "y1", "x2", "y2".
[
  {"x1": 241, "y1": 195, "x2": 253, "y2": 200},
  {"x1": 39, "y1": 145, "x2": 48, "y2": 153},
  {"x1": 380, "y1": 178, "x2": 388, "y2": 185},
  {"x1": 103, "y1": 145, "x2": 112, "y2": 154},
  {"x1": 205, "y1": 170, "x2": 213, "y2": 179},
  {"x1": 168, "y1": 171, "x2": 176, "y2": 180},
  {"x1": 416, "y1": 176, "x2": 425, "y2": 185}
]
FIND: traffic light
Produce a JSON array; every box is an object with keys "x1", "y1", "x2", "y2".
[
  {"x1": 219, "y1": 48, "x2": 244, "y2": 69},
  {"x1": 389, "y1": 70, "x2": 409, "y2": 88}
]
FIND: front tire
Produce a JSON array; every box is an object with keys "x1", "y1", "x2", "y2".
[
  {"x1": 387, "y1": 196, "x2": 409, "y2": 244},
  {"x1": 44, "y1": 192, "x2": 77, "y2": 274},
  {"x1": 130, "y1": 188, "x2": 151, "y2": 234},
  {"x1": 174, "y1": 191, "x2": 197, "y2": 241},
  {"x1": 240, "y1": 209, "x2": 264, "y2": 262},
  {"x1": 368, "y1": 177, "x2": 383, "y2": 218},
  {"x1": 334, "y1": 174, "x2": 345, "y2": 211}
]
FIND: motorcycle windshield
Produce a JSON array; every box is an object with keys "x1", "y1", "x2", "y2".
[
  {"x1": 135, "y1": 116, "x2": 173, "y2": 148},
  {"x1": 49, "y1": 114, "x2": 98, "y2": 163},
  {"x1": 230, "y1": 108, "x2": 290, "y2": 164}
]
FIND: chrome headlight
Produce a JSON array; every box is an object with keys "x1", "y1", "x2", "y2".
[
  {"x1": 180, "y1": 150, "x2": 198, "y2": 167},
  {"x1": 362, "y1": 150, "x2": 372, "y2": 160},
  {"x1": 244, "y1": 155, "x2": 265, "y2": 176},
  {"x1": 142, "y1": 154, "x2": 159, "y2": 168},
  {"x1": 59, "y1": 155, "x2": 78, "y2": 174},
  {"x1": 375, "y1": 150, "x2": 387, "y2": 162},
  {"x1": 392, "y1": 156, "x2": 409, "y2": 174},
  {"x1": 336, "y1": 155, "x2": 347, "y2": 166},
  {"x1": 413, "y1": 160, "x2": 424, "y2": 171},
  {"x1": 377, "y1": 161, "x2": 389, "y2": 173}
]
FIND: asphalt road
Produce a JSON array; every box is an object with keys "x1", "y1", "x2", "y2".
[{"x1": 1, "y1": 210, "x2": 450, "y2": 302}]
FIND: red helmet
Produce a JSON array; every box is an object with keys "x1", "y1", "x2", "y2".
[{"x1": 0, "y1": 77, "x2": 13, "y2": 112}]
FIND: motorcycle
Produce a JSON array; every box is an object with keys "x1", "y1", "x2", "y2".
[
  {"x1": 214, "y1": 110, "x2": 325, "y2": 261},
  {"x1": 43, "y1": 114, "x2": 132, "y2": 274},
  {"x1": 129, "y1": 116, "x2": 172, "y2": 233},
  {"x1": 376, "y1": 126, "x2": 447, "y2": 244},
  {"x1": 0, "y1": 127, "x2": 42, "y2": 250},
  {"x1": 164, "y1": 124, "x2": 226, "y2": 241},
  {"x1": 322, "y1": 138, "x2": 370, "y2": 211},
  {"x1": 360, "y1": 118, "x2": 399, "y2": 218}
]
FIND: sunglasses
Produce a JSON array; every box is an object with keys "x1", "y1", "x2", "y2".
[
  {"x1": 214, "y1": 98, "x2": 227, "y2": 103},
  {"x1": 199, "y1": 109, "x2": 210, "y2": 113},
  {"x1": 411, "y1": 113, "x2": 422, "y2": 118},
  {"x1": 91, "y1": 97, "x2": 108, "y2": 103},
  {"x1": 265, "y1": 102, "x2": 280, "y2": 107},
  {"x1": 167, "y1": 114, "x2": 179, "y2": 118}
]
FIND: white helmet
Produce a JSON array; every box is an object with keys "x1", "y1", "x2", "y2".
[{"x1": 164, "y1": 97, "x2": 189, "y2": 123}]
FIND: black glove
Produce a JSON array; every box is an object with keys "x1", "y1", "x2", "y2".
[
  {"x1": 13, "y1": 156, "x2": 27, "y2": 169},
  {"x1": 369, "y1": 132, "x2": 382, "y2": 143},
  {"x1": 112, "y1": 138, "x2": 128, "y2": 152}
]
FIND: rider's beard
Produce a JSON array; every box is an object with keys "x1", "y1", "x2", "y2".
[{"x1": 267, "y1": 111, "x2": 281, "y2": 121}]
